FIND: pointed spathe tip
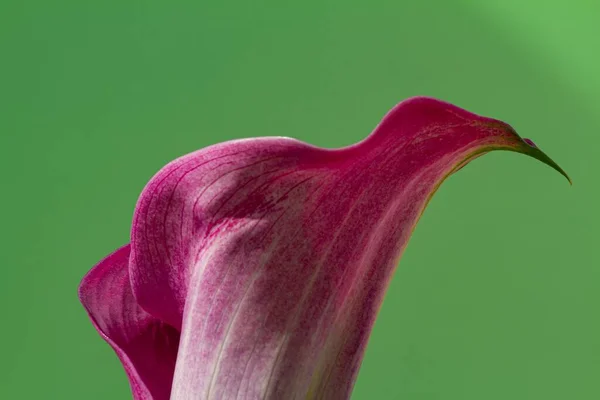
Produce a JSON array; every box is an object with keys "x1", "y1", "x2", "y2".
[{"x1": 521, "y1": 138, "x2": 572, "y2": 186}]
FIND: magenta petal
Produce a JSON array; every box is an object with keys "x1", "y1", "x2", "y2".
[
  {"x1": 79, "y1": 245, "x2": 180, "y2": 400},
  {"x1": 88, "y1": 97, "x2": 568, "y2": 399}
]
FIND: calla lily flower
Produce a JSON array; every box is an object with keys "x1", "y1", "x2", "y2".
[{"x1": 79, "y1": 97, "x2": 569, "y2": 400}]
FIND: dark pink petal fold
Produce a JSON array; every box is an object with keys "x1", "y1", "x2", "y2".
[
  {"x1": 80, "y1": 97, "x2": 568, "y2": 400},
  {"x1": 79, "y1": 245, "x2": 180, "y2": 400}
]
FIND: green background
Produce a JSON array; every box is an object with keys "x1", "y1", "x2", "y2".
[{"x1": 1, "y1": 1, "x2": 598, "y2": 398}]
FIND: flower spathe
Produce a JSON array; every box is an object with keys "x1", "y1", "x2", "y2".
[{"x1": 79, "y1": 97, "x2": 569, "y2": 400}]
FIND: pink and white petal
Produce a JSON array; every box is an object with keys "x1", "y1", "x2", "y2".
[{"x1": 79, "y1": 245, "x2": 180, "y2": 400}]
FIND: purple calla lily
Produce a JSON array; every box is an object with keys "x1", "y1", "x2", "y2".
[{"x1": 79, "y1": 97, "x2": 569, "y2": 400}]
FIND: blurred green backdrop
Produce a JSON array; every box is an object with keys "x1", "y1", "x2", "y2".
[{"x1": 1, "y1": 0, "x2": 598, "y2": 399}]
